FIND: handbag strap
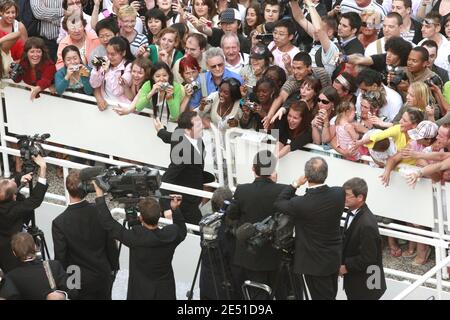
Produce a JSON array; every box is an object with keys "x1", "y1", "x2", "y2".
[{"x1": 43, "y1": 260, "x2": 57, "y2": 291}]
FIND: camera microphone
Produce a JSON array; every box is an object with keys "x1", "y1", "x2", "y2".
[
  {"x1": 40, "y1": 133, "x2": 51, "y2": 140},
  {"x1": 79, "y1": 166, "x2": 105, "y2": 181},
  {"x1": 236, "y1": 223, "x2": 256, "y2": 242}
]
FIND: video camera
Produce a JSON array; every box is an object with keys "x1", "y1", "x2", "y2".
[
  {"x1": 199, "y1": 200, "x2": 231, "y2": 248},
  {"x1": 79, "y1": 165, "x2": 161, "y2": 199},
  {"x1": 17, "y1": 133, "x2": 50, "y2": 173},
  {"x1": 236, "y1": 212, "x2": 294, "y2": 255}
]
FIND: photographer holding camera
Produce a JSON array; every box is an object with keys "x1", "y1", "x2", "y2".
[
  {"x1": 52, "y1": 169, "x2": 119, "y2": 300},
  {"x1": 93, "y1": 181, "x2": 186, "y2": 300},
  {"x1": 0, "y1": 155, "x2": 47, "y2": 273},
  {"x1": 274, "y1": 157, "x2": 345, "y2": 300},
  {"x1": 227, "y1": 150, "x2": 287, "y2": 300}
]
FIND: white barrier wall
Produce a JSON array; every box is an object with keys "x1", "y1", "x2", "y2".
[{"x1": 233, "y1": 141, "x2": 435, "y2": 228}]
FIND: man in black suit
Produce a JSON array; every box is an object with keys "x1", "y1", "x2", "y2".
[
  {"x1": 340, "y1": 178, "x2": 386, "y2": 300},
  {"x1": 2, "y1": 232, "x2": 76, "y2": 300},
  {"x1": 338, "y1": 12, "x2": 364, "y2": 55},
  {"x1": 274, "y1": 156, "x2": 344, "y2": 300},
  {"x1": 154, "y1": 110, "x2": 214, "y2": 225},
  {"x1": 227, "y1": 150, "x2": 286, "y2": 299},
  {"x1": 0, "y1": 155, "x2": 48, "y2": 273},
  {"x1": 93, "y1": 181, "x2": 186, "y2": 300},
  {"x1": 52, "y1": 169, "x2": 119, "y2": 300}
]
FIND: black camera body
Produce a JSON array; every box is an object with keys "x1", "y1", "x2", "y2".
[
  {"x1": 17, "y1": 134, "x2": 49, "y2": 161},
  {"x1": 9, "y1": 62, "x2": 24, "y2": 81},
  {"x1": 242, "y1": 212, "x2": 294, "y2": 254},
  {"x1": 424, "y1": 74, "x2": 443, "y2": 88},
  {"x1": 92, "y1": 56, "x2": 106, "y2": 68},
  {"x1": 199, "y1": 200, "x2": 231, "y2": 248},
  {"x1": 389, "y1": 69, "x2": 408, "y2": 87},
  {"x1": 255, "y1": 34, "x2": 274, "y2": 45},
  {"x1": 79, "y1": 165, "x2": 161, "y2": 200}
]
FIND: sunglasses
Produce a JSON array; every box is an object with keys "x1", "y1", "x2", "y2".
[
  {"x1": 318, "y1": 98, "x2": 330, "y2": 105},
  {"x1": 209, "y1": 62, "x2": 224, "y2": 69}
]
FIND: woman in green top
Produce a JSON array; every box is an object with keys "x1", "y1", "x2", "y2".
[
  {"x1": 142, "y1": 27, "x2": 183, "y2": 69},
  {"x1": 115, "y1": 62, "x2": 184, "y2": 122}
]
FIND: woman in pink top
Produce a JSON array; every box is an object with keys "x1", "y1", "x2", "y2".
[
  {"x1": 334, "y1": 101, "x2": 360, "y2": 160},
  {"x1": 56, "y1": 11, "x2": 100, "y2": 70}
]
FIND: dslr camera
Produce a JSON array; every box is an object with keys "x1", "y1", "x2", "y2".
[
  {"x1": 92, "y1": 56, "x2": 107, "y2": 68},
  {"x1": 9, "y1": 62, "x2": 24, "y2": 81},
  {"x1": 255, "y1": 34, "x2": 274, "y2": 45},
  {"x1": 424, "y1": 75, "x2": 443, "y2": 88},
  {"x1": 388, "y1": 68, "x2": 407, "y2": 87}
]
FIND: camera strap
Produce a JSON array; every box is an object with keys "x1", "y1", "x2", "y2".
[{"x1": 42, "y1": 260, "x2": 56, "y2": 291}]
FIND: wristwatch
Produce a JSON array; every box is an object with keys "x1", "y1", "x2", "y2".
[{"x1": 291, "y1": 180, "x2": 299, "y2": 189}]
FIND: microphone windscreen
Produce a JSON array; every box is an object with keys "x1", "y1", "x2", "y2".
[
  {"x1": 236, "y1": 223, "x2": 256, "y2": 242},
  {"x1": 41, "y1": 133, "x2": 51, "y2": 139},
  {"x1": 79, "y1": 166, "x2": 104, "y2": 181}
]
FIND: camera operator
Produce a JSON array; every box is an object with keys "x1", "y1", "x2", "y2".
[
  {"x1": 340, "y1": 178, "x2": 386, "y2": 300},
  {"x1": 274, "y1": 157, "x2": 345, "y2": 300},
  {"x1": 0, "y1": 155, "x2": 47, "y2": 273},
  {"x1": 2, "y1": 232, "x2": 76, "y2": 300},
  {"x1": 199, "y1": 187, "x2": 242, "y2": 300},
  {"x1": 227, "y1": 150, "x2": 287, "y2": 300},
  {"x1": 93, "y1": 181, "x2": 186, "y2": 300},
  {"x1": 52, "y1": 169, "x2": 119, "y2": 300}
]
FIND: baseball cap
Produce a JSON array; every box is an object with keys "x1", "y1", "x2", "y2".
[
  {"x1": 220, "y1": 8, "x2": 241, "y2": 23},
  {"x1": 250, "y1": 44, "x2": 272, "y2": 59},
  {"x1": 408, "y1": 121, "x2": 438, "y2": 140}
]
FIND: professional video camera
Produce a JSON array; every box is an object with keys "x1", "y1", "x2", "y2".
[
  {"x1": 79, "y1": 165, "x2": 162, "y2": 226},
  {"x1": 17, "y1": 133, "x2": 50, "y2": 173},
  {"x1": 236, "y1": 212, "x2": 294, "y2": 255},
  {"x1": 199, "y1": 200, "x2": 231, "y2": 248},
  {"x1": 79, "y1": 165, "x2": 161, "y2": 199}
]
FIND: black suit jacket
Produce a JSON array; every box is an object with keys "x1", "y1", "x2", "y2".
[
  {"x1": 274, "y1": 185, "x2": 345, "y2": 276},
  {"x1": 0, "y1": 181, "x2": 48, "y2": 272},
  {"x1": 4, "y1": 260, "x2": 76, "y2": 300},
  {"x1": 95, "y1": 196, "x2": 187, "y2": 300},
  {"x1": 342, "y1": 204, "x2": 386, "y2": 300},
  {"x1": 342, "y1": 37, "x2": 365, "y2": 55},
  {"x1": 157, "y1": 127, "x2": 212, "y2": 224},
  {"x1": 227, "y1": 177, "x2": 287, "y2": 271},
  {"x1": 52, "y1": 200, "x2": 119, "y2": 299}
]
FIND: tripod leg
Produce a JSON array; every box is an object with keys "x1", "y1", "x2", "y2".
[
  {"x1": 216, "y1": 247, "x2": 232, "y2": 300},
  {"x1": 187, "y1": 250, "x2": 202, "y2": 300},
  {"x1": 40, "y1": 236, "x2": 51, "y2": 261},
  {"x1": 206, "y1": 248, "x2": 220, "y2": 300}
]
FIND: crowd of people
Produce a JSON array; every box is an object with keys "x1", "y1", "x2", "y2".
[{"x1": 0, "y1": 0, "x2": 450, "y2": 300}]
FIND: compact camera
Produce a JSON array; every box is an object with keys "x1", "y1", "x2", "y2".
[
  {"x1": 92, "y1": 56, "x2": 107, "y2": 67},
  {"x1": 160, "y1": 82, "x2": 172, "y2": 90}
]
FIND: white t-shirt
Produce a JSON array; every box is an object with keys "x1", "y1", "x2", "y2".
[
  {"x1": 340, "y1": 0, "x2": 386, "y2": 18},
  {"x1": 225, "y1": 53, "x2": 249, "y2": 74},
  {"x1": 365, "y1": 37, "x2": 385, "y2": 57},
  {"x1": 355, "y1": 84, "x2": 402, "y2": 122},
  {"x1": 321, "y1": 41, "x2": 340, "y2": 77},
  {"x1": 268, "y1": 41, "x2": 300, "y2": 73}
]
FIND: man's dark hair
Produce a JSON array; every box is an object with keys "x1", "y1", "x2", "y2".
[
  {"x1": 421, "y1": 39, "x2": 438, "y2": 51},
  {"x1": 274, "y1": 19, "x2": 295, "y2": 36},
  {"x1": 394, "y1": 0, "x2": 412, "y2": 9},
  {"x1": 304, "y1": 157, "x2": 328, "y2": 184},
  {"x1": 356, "y1": 68, "x2": 383, "y2": 86},
  {"x1": 95, "y1": 17, "x2": 120, "y2": 36},
  {"x1": 253, "y1": 150, "x2": 277, "y2": 177},
  {"x1": 340, "y1": 12, "x2": 362, "y2": 32},
  {"x1": 385, "y1": 36, "x2": 413, "y2": 66},
  {"x1": 186, "y1": 33, "x2": 208, "y2": 50},
  {"x1": 293, "y1": 51, "x2": 312, "y2": 67},
  {"x1": 343, "y1": 178, "x2": 368, "y2": 201},
  {"x1": 411, "y1": 46, "x2": 429, "y2": 62},
  {"x1": 424, "y1": 11, "x2": 442, "y2": 25},
  {"x1": 66, "y1": 169, "x2": 86, "y2": 199},
  {"x1": 211, "y1": 187, "x2": 233, "y2": 212},
  {"x1": 262, "y1": 0, "x2": 281, "y2": 12},
  {"x1": 178, "y1": 110, "x2": 198, "y2": 129},
  {"x1": 138, "y1": 197, "x2": 161, "y2": 225},
  {"x1": 386, "y1": 12, "x2": 403, "y2": 26}
]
